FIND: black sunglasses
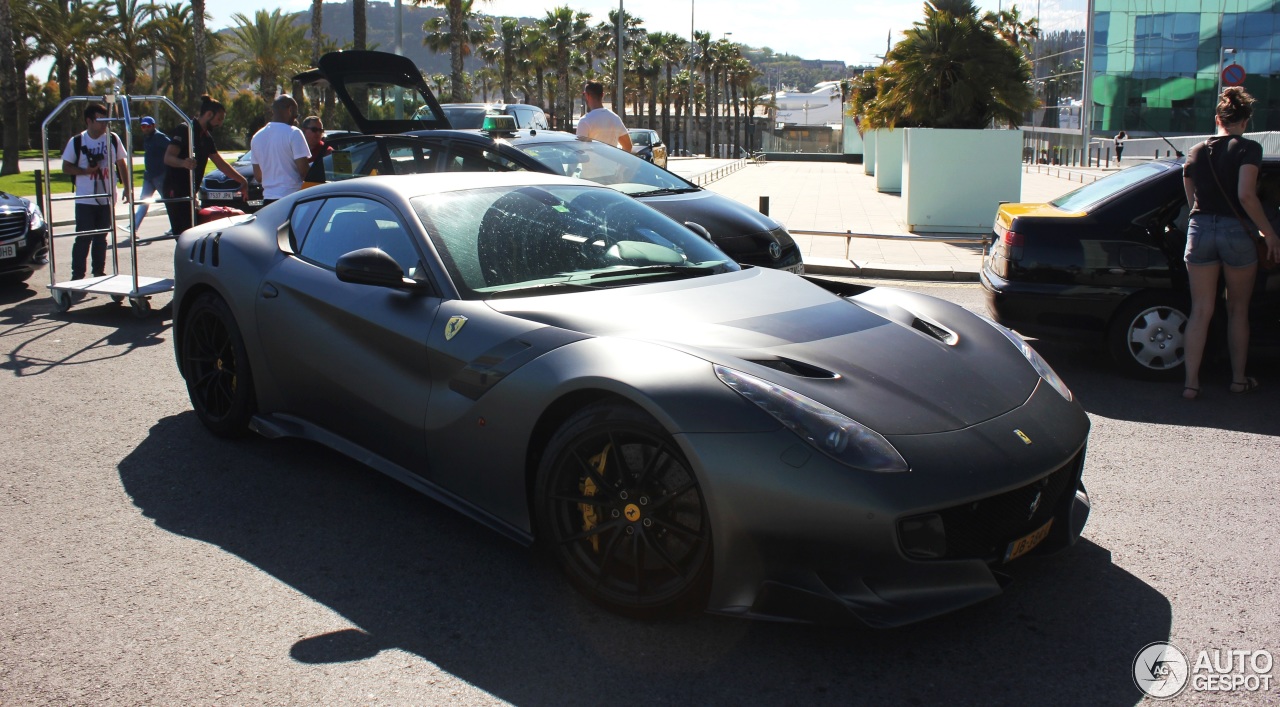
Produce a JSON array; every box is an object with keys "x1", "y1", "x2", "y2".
[{"x1": 306, "y1": 126, "x2": 323, "y2": 133}]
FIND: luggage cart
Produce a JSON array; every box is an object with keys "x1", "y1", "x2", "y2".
[{"x1": 41, "y1": 94, "x2": 195, "y2": 317}]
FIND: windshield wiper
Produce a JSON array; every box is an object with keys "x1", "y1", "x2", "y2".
[
  {"x1": 486, "y1": 281, "x2": 601, "y2": 299},
  {"x1": 586, "y1": 264, "x2": 720, "y2": 281},
  {"x1": 632, "y1": 187, "x2": 700, "y2": 197}
]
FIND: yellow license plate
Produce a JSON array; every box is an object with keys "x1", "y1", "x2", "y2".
[{"x1": 1004, "y1": 518, "x2": 1053, "y2": 562}]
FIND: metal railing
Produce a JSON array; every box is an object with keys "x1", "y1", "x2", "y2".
[{"x1": 686, "y1": 157, "x2": 753, "y2": 186}]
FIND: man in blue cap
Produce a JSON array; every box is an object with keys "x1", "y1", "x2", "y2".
[{"x1": 132, "y1": 116, "x2": 171, "y2": 233}]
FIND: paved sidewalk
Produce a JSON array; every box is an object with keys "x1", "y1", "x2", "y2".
[{"x1": 675, "y1": 159, "x2": 1118, "y2": 281}]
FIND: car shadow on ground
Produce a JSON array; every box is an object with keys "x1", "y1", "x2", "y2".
[
  {"x1": 0, "y1": 288, "x2": 171, "y2": 377},
  {"x1": 120, "y1": 412, "x2": 1172, "y2": 705},
  {"x1": 1032, "y1": 340, "x2": 1280, "y2": 437}
]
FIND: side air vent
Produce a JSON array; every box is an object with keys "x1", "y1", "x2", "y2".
[
  {"x1": 750, "y1": 357, "x2": 838, "y2": 379},
  {"x1": 911, "y1": 317, "x2": 958, "y2": 345}
]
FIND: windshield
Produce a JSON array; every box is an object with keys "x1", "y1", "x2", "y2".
[
  {"x1": 412, "y1": 184, "x2": 737, "y2": 298},
  {"x1": 1049, "y1": 162, "x2": 1173, "y2": 212},
  {"x1": 629, "y1": 131, "x2": 653, "y2": 147},
  {"x1": 516, "y1": 140, "x2": 695, "y2": 195},
  {"x1": 439, "y1": 106, "x2": 489, "y2": 129}
]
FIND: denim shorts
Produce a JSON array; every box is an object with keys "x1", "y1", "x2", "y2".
[{"x1": 1185, "y1": 213, "x2": 1257, "y2": 267}]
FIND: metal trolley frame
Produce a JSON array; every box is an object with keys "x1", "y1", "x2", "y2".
[{"x1": 40, "y1": 94, "x2": 194, "y2": 317}]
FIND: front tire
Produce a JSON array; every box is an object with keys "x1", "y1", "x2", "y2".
[
  {"x1": 180, "y1": 292, "x2": 255, "y2": 436},
  {"x1": 536, "y1": 402, "x2": 712, "y2": 618},
  {"x1": 1108, "y1": 293, "x2": 1189, "y2": 380}
]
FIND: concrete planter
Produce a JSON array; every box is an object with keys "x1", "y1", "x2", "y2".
[
  {"x1": 902, "y1": 128, "x2": 1021, "y2": 234},
  {"x1": 874, "y1": 128, "x2": 903, "y2": 193},
  {"x1": 863, "y1": 130, "x2": 876, "y2": 175},
  {"x1": 843, "y1": 114, "x2": 865, "y2": 157}
]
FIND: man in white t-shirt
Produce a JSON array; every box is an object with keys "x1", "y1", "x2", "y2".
[
  {"x1": 250, "y1": 96, "x2": 311, "y2": 204},
  {"x1": 61, "y1": 102, "x2": 130, "y2": 281},
  {"x1": 576, "y1": 81, "x2": 633, "y2": 152}
]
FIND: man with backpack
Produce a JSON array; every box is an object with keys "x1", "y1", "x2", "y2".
[{"x1": 60, "y1": 102, "x2": 130, "y2": 282}]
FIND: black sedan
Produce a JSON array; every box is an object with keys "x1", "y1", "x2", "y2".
[
  {"x1": 295, "y1": 50, "x2": 802, "y2": 273},
  {"x1": 198, "y1": 149, "x2": 264, "y2": 213},
  {"x1": 983, "y1": 158, "x2": 1280, "y2": 379},
  {"x1": 172, "y1": 171, "x2": 1091, "y2": 627},
  {"x1": 0, "y1": 191, "x2": 49, "y2": 285}
]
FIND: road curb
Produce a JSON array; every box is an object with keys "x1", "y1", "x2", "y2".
[{"x1": 803, "y1": 257, "x2": 981, "y2": 282}]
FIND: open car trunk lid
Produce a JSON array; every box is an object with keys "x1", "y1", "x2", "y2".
[{"x1": 293, "y1": 50, "x2": 451, "y2": 134}]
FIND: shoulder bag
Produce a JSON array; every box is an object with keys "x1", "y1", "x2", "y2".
[{"x1": 1205, "y1": 139, "x2": 1277, "y2": 271}]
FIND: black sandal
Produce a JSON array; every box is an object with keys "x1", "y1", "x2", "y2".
[
  {"x1": 1182, "y1": 386, "x2": 1200, "y2": 400},
  {"x1": 1229, "y1": 377, "x2": 1260, "y2": 394}
]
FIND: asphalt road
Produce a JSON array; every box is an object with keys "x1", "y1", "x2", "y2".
[{"x1": 2, "y1": 223, "x2": 1278, "y2": 705}]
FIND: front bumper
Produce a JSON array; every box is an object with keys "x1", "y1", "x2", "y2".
[
  {"x1": 680, "y1": 379, "x2": 1090, "y2": 627},
  {"x1": 0, "y1": 217, "x2": 49, "y2": 279}
]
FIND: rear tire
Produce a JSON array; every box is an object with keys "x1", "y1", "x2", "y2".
[
  {"x1": 180, "y1": 292, "x2": 256, "y2": 436},
  {"x1": 535, "y1": 402, "x2": 712, "y2": 618},
  {"x1": 1108, "y1": 293, "x2": 1189, "y2": 380}
]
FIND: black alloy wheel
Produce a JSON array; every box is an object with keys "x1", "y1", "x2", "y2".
[
  {"x1": 180, "y1": 292, "x2": 256, "y2": 436},
  {"x1": 1108, "y1": 292, "x2": 1190, "y2": 380},
  {"x1": 537, "y1": 402, "x2": 712, "y2": 618}
]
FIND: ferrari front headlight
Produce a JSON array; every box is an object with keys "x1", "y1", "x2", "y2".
[
  {"x1": 980, "y1": 315, "x2": 1073, "y2": 401},
  {"x1": 714, "y1": 365, "x2": 909, "y2": 473}
]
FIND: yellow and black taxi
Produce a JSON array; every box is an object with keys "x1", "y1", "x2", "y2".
[
  {"x1": 982, "y1": 158, "x2": 1280, "y2": 378},
  {"x1": 293, "y1": 50, "x2": 802, "y2": 273}
]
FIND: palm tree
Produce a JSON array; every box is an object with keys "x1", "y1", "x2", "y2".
[
  {"x1": 627, "y1": 39, "x2": 658, "y2": 127},
  {"x1": 539, "y1": 6, "x2": 591, "y2": 130},
  {"x1": 741, "y1": 80, "x2": 773, "y2": 152},
  {"x1": 865, "y1": 0, "x2": 1035, "y2": 129},
  {"x1": 984, "y1": 5, "x2": 1040, "y2": 57},
  {"x1": 519, "y1": 25, "x2": 549, "y2": 112},
  {"x1": 0, "y1": 0, "x2": 21, "y2": 175},
  {"x1": 103, "y1": 0, "x2": 159, "y2": 94},
  {"x1": 226, "y1": 9, "x2": 308, "y2": 104},
  {"x1": 420, "y1": 0, "x2": 492, "y2": 102},
  {"x1": 151, "y1": 2, "x2": 194, "y2": 109},
  {"x1": 692, "y1": 31, "x2": 713, "y2": 150},
  {"x1": 492, "y1": 17, "x2": 522, "y2": 102},
  {"x1": 192, "y1": 0, "x2": 207, "y2": 96},
  {"x1": 353, "y1": 0, "x2": 366, "y2": 50},
  {"x1": 647, "y1": 31, "x2": 684, "y2": 145},
  {"x1": 8, "y1": 0, "x2": 47, "y2": 149},
  {"x1": 310, "y1": 0, "x2": 323, "y2": 65}
]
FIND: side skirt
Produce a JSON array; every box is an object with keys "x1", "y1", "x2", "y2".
[{"x1": 250, "y1": 413, "x2": 534, "y2": 546}]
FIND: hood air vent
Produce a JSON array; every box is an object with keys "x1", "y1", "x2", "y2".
[
  {"x1": 749, "y1": 357, "x2": 838, "y2": 379},
  {"x1": 911, "y1": 317, "x2": 958, "y2": 345}
]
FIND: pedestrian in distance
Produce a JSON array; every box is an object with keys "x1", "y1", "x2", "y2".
[
  {"x1": 1115, "y1": 131, "x2": 1126, "y2": 163},
  {"x1": 163, "y1": 95, "x2": 247, "y2": 237},
  {"x1": 1179, "y1": 87, "x2": 1280, "y2": 400},
  {"x1": 132, "y1": 116, "x2": 169, "y2": 232},
  {"x1": 301, "y1": 115, "x2": 333, "y2": 165},
  {"x1": 60, "y1": 102, "x2": 130, "y2": 282},
  {"x1": 576, "y1": 81, "x2": 632, "y2": 152},
  {"x1": 250, "y1": 95, "x2": 311, "y2": 205}
]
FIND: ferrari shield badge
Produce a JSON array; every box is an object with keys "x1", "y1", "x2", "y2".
[
  {"x1": 1014, "y1": 429, "x2": 1033, "y2": 445},
  {"x1": 444, "y1": 315, "x2": 467, "y2": 341}
]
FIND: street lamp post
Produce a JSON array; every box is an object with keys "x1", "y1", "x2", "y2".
[
  {"x1": 686, "y1": 0, "x2": 694, "y2": 156},
  {"x1": 616, "y1": 0, "x2": 625, "y2": 118}
]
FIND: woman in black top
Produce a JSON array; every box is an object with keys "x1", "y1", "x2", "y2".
[
  {"x1": 1180, "y1": 87, "x2": 1280, "y2": 399},
  {"x1": 162, "y1": 95, "x2": 248, "y2": 236}
]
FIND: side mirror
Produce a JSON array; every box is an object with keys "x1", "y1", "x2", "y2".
[
  {"x1": 684, "y1": 221, "x2": 713, "y2": 242},
  {"x1": 336, "y1": 247, "x2": 423, "y2": 289}
]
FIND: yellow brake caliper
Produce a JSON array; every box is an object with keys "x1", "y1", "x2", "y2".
[{"x1": 579, "y1": 443, "x2": 611, "y2": 552}]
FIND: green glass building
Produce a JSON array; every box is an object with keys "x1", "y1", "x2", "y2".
[
  {"x1": 1092, "y1": 0, "x2": 1280, "y2": 133},
  {"x1": 1021, "y1": 0, "x2": 1279, "y2": 160}
]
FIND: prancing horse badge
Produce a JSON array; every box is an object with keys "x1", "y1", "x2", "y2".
[{"x1": 444, "y1": 315, "x2": 467, "y2": 340}]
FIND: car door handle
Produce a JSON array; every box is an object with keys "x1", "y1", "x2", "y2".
[
  {"x1": 261, "y1": 282, "x2": 279, "y2": 299},
  {"x1": 1108, "y1": 268, "x2": 1127, "y2": 275}
]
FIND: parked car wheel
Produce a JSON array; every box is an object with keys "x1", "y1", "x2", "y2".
[
  {"x1": 181, "y1": 292, "x2": 256, "y2": 436},
  {"x1": 536, "y1": 401, "x2": 713, "y2": 618},
  {"x1": 1108, "y1": 293, "x2": 1190, "y2": 379}
]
